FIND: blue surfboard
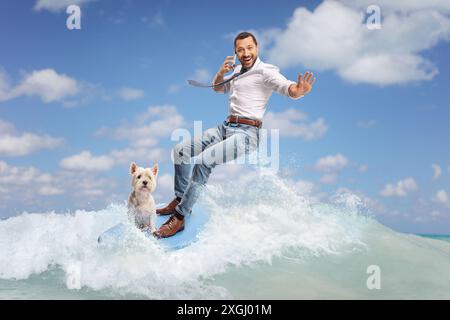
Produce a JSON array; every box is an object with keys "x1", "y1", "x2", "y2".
[{"x1": 97, "y1": 204, "x2": 209, "y2": 250}]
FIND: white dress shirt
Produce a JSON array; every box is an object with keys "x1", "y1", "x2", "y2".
[{"x1": 216, "y1": 57, "x2": 303, "y2": 121}]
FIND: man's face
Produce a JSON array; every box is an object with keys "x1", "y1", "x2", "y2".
[{"x1": 235, "y1": 36, "x2": 258, "y2": 70}]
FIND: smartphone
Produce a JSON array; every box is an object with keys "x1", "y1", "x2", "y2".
[{"x1": 229, "y1": 53, "x2": 238, "y2": 70}]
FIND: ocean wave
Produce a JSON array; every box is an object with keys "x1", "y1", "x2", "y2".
[{"x1": 1, "y1": 172, "x2": 449, "y2": 299}]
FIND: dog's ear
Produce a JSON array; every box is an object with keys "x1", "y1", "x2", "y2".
[
  {"x1": 130, "y1": 162, "x2": 137, "y2": 175},
  {"x1": 151, "y1": 163, "x2": 159, "y2": 177}
]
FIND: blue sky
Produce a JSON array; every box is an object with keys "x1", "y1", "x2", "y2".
[{"x1": 1, "y1": 0, "x2": 450, "y2": 234}]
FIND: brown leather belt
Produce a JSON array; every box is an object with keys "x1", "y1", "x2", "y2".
[{"x1": 226, "y1": 115, "x2": 262, "y2": 128}]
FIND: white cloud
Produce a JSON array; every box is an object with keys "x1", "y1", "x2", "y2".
[
  {"x1": 224, "y1": 28, "x2": 282, "y2": 56},
  {"x1": 340, "y1": 0, "x2": 450, "y2": 13},
  {"x1": 117, "y1": 87, "x2": 145, "y2": 101},
  {"x1": 432, "y1": 164, "x2": 442, "y2": 180},
  {"x1": 432, "y1": 190, "x2": 450, "y2": 208},
  {"x1": 359, "y1": 164, "x2": 368, "y2": 172},
  {"x1": 0, "y1": 120, "x2": 63, "y2": 156},
  {"x1": 264, "y1": 0, "x2": 450, "y2": 85},
  {"x1": 314, "y1": 154, "x2": 349, "y2": 185},
  {"x1": 157, "y1": 173, "x2": 173, "y2": 190},
  {"x1": 98, "y1": 104, "x2": 185, "y2": 147},
  {"x1": 132, "y1": 137, "x2": 159, "y2": 148},
  {"x1": 314, "y1": 154, "x2": 349, "y2": 173},
  {"x1": 0, "y1": 119, "x2": 14, "y2": 134},
  {"x1": 0, "y1": 161, "x2": 42, "y2": 186},
  {"x1": 14, "y1": 69, "x2": 80, "y2": 102},
  {"x1": 380, "y1": 177, "x2": 418, "y2": 197},
  {"x1": 339, "y1": 54, "x2": 438, "y2": 86},
  {"x1": 34, "y1": 0, "x2": 97, "y2": 12},
  {"x1": 0, "y1": 160, "x2": 121, "y2": 212},
  {"x1": 264, "y1": 108, "x2": 328, "y2": 140},
  {"x1": 0, "y1": 69, "x2": 11, "y2": 99},
  {"x1": 80, "y1": 189, "x2": 105, "y2": 196},
  {"x1": 189, "y1": 68, "x2": 212, "y2": 83},
  {"x1": 0, "y1": 161, "x2": 62, "y2": 199},
  {"x1": 431, "y1": 210, "x2": 441, "y2": 218},
  {"x1": 320, "y1": 173, "x2": 338, "y2": 184},
  {"x1": 60, "y1": 151, "x2": 114, "y2": 171},
  {"x1": 59, "y1": 146, "x2": 167, "y2": 173},
  {"x1": 58, "y1": 170, "x2": 116, "y2": 199},
  {"x1": 0, "y1": 68, "x2": 80, "y2": 103},
  {"x1": 168, "y1": 84, "x2": 181, "y2": 94},
  {"x1": 38, "y1": 185, "x2": 64, "y2": 196},
  {"x1": 358, "y1": 120, "x2": 376, "y2": 128},
  {"x1": 0, "y1": 134, "x2": 62, "y2": 157},
  {"x1": 61, "y1": 105, "x2": 180, "y2": 175},
  {"x1": 154, "y1": 173, "x2": 174, "y2": 200},
  {"x1": 110, "y1": 147, "x2": 166, "y2": 166}
]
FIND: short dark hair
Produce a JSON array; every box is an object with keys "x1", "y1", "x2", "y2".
[{"x1": 234, "y1": 32, "x2": 258, "y2": 50}]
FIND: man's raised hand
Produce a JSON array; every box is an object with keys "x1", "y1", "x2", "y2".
[
  {"x1": 298, "y1": 71, "x2": 316, "y2": 94},
  {"x1": 217, "y1": 55, "x2": 236, "y2": 77},
  {"x1": 293, "y1": 71, "x2": 316, "y2": 96}
]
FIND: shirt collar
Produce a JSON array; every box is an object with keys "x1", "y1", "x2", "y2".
[
  {"x1": 248, "y1": 57, "x2": 261, "y2": 71},
  {"x1": 253, "y1": 57, "x2": 262, "y2": 69}
]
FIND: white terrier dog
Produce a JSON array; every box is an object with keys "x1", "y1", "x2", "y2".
[{"x1": 127, "y1": 162, "x2": 158, "y2": 234}]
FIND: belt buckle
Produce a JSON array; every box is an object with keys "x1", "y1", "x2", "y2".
[{"x1": 229, "y1": 115, "x2": 239, "y2": 127}]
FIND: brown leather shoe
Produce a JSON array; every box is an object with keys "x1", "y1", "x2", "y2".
[
  {"x1": 156, "y1": 197, "x2": 180, "y2": 215},
  {"x1": 154, "y1": 215, "x2": 185, "y2": 238}
]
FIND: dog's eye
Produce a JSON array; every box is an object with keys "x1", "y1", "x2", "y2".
[{"x1": 137, "y1": 175, "x2": 141, "y2": 179}]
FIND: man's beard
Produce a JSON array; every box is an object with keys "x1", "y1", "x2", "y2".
[{"x1": 241, "y1": 55, "x2": 257, "y2": 70}]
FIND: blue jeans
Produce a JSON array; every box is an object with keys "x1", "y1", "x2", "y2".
[{"x1": 173, "y1": 121, "x2": 260, "y2": 216}]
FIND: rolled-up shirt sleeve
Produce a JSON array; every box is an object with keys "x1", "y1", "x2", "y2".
[
  {"x1": 212, "y1": 74, "x2": 232, "y2": 94},
  {"x1": 262, "y1": 65, "x2": 303, "y2": 100},
  {"x1": 222, "y1": 74, "x2": 231, "y2": 93}
]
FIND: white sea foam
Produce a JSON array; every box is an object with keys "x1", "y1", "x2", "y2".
[{"x1": 1, "y1": 172, "x2": 449, "y2": 299}]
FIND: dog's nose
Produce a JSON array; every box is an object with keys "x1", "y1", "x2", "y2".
[{"x1": 143, "y1": 181, "x2": 148, "y2": 186}]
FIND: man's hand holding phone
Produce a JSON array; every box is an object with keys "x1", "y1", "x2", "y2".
[{"x1": 217, "y1": 55, "x2": 236, "y2": 77}]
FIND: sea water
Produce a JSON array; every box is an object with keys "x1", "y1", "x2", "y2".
[{"x1": 1, "y1": 173, "x2": 449, "y2": 299}]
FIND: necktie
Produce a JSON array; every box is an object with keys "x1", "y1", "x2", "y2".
[{"x1": 187, "y1": 67, "x2": 248, "y2": 88}]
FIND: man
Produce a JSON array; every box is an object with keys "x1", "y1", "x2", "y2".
[{"x1": 154, "y1": 31, "x2": 316, "y2": 238}]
